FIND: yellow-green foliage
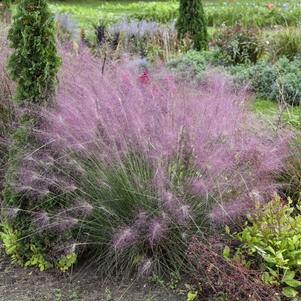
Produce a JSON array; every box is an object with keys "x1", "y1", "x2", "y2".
[
  {"x1": 238, "y1": 195, "x2": 301, "y2": 298},
  {"x1": 57, "y1": 252, "x2": 77, "y2": 272},
  {"x1": 0, "y1": 223, "x2": 52, "y2": 271},
  {"x1": 0, "y1": 222, "x2": 23, "y2": 265},
  {"x1": 24, "y1": 244, "x2": 52, "y2": 271}
]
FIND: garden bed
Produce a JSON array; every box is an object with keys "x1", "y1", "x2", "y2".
[{"x1": 0, "y1": 246, "x2": 182, "y2": 301}]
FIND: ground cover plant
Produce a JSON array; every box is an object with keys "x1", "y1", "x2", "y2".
[{"x1": 236, "y1": 195, "x2": 301, "y2": 298}]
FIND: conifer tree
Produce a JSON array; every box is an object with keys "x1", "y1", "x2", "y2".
[
  {"x1": 2, "y1": 0, "x2": 61, "y2": 269},
  {"x1": 176, "y1": 0, "x2": 208, "y2": 51},
  {"x1": 7, "y1": 0, "x2": 61, "y2": 103}
]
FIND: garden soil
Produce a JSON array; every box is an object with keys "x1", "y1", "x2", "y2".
[{"x1": 0, "y1": 246, "x2": 183, "y2": 301}]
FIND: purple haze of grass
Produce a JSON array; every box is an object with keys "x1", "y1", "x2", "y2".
[
  {"x1": 39, "y1": 46, "x2": 288, "y2": 250},
  {"x1": 108, "y1": 19, "x2": 176, "y2": 39},
  {"x1": 113, "y1": 227, "x2": 139, "y2": 251},
  {"x1": 149, "y1": 218, "x2": 168, "y2": 247}
]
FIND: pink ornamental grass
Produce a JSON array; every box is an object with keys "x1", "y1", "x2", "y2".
[
  {"x1": 43, "y1": 48, "x2": 287, "y2": 218},
  {"x1": 31, "y1": 47, "x2": 289, "y2": 274}
]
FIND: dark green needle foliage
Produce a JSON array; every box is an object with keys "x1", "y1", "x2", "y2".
[
  {"x1": 177, "y1": 0, "x2": 208, "y2": 51},
  {"x1": 7, "y1": 0, "x2": 61, "y2": 104},
  {"x1": 1, "y1": 0, "x2": 62, "y2": 271}
]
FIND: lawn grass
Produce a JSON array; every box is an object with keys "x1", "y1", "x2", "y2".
[
  {"x1": 48, "y1": 0, "x2": 301, "y2": 29},
  {"x1": 49, "y1": 0, "x2": 176, "y2": 27},
  {"x1": 254, "y1": 99, "x2": 301, "y2": 128}
]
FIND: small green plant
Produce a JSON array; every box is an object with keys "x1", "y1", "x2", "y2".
[
  {"x1": 69, "y1": 292, "x2": 79, "y2": 301},
  {"x1": 237, "y1": 195, "x2": 301, "y2": 298},
  {"x1": 2, "y1": 0, "x2": 62, "y2": 272},
  {"x1": 167, "y1": 271, "x2": 181, "y2": 290},
  {"x1": 0, "y1": 222, "x2": 23, "y2": 265},
  {"x1": 24, "y1": 244, "x2": 52, "y2": 271},
  {"x1": 186, "y1": 291, "x2": 198, "y2": 301},
  {"x1": 54, "y1": 289, "x2": 62, "y2": 301},
  {"x1": 57, "y1": 252, "x2": 77, "y2": 272},
  {"x1": 0, "y1": 223, "x2": 53, "y2": 271},
  {"x1": 104, "y1": 288, "x2": 112, "y2": 301}
]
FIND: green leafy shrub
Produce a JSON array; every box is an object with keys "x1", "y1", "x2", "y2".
[
  {"x1": 170, "y1": 51, "x2": 301, "y2": 105},
  {"x1": 168, "y1": 50, "x2": 222, "y2": 82},
  {"x1": 176, "y1": 0, "x2": 208, "y2": 51},
  {"x1": 24, "y1": 244, "x2": 52, "y2": 271},
  {"x1": 213, "y1": 25, "x2": 264, "y2": 65},
  {"x1": 229, "y1": 57, "x2": 301, "y2": 105},
  {"x1": 229, "y1": 62, "x2": 276, "y2": 100},
  {"x1": 57, "y1": 253, "x2": 77, "y2": 272},
  {"x1": 237, "y1": 195, "x2": 301, "y2": 298},
  {"x1": 268, "y1": 28, "x2": 301, "y2": 62},
  {"x1": 0, "y1": 222, "x2": 23, "y2": 265}
]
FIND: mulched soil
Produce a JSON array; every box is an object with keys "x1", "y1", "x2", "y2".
[{"x1": 0, "y1": 247, "x2": 184, "y2": 301}]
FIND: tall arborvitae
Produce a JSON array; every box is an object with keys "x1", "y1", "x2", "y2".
[
  {"x1": 2, "y1": 0, "x2": 61, "y2": 269},
  {"x1": 4, "y1": 0, "x2": 61, "y2": 204},
  {"x1": 7, "y1": 0, "x2": 61, "y2": 104},
  {"x1": 176, "y1": 0, "x2": 208, "y2": 51}
]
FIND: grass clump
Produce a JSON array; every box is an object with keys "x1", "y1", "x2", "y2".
[{"x1": 6, "y1": 47, "x2": 284, "y2": 276}]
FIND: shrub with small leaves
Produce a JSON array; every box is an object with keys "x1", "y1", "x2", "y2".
[
  {"x1": 237, "y1": 195, "x2": 301, "y2": 299},
  {"x1": 228, "y1": 57, "x2": 301, "y2": 105},
  {"x1": 214, "y1": 25, "x2": 264, "y2": 65},
  {"x1": 168, "y1": 50, "x2": 222, "y2": 82}
]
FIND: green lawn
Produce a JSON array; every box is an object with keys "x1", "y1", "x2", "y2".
[
  {"x1": 254, "y1": 99, "x2": 301, "y2": 128},
  {"x1": 47, "y1": 0, "x2": 301, "y2": 29},
  {"x1": 49, "y1": 0, "x2": 176, "y2": 27}
]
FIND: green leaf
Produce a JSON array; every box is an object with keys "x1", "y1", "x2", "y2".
[
  {"x1": 282, "y1": 287, "x2": 298, "y2": 298},
  {"x1": 283, "y1": 279, "x2": 301, "y2": 288},
  {"x1": 283, "y1": 270, "x2": 295, "y2": 281},
  {"x1": 187, "y1": 291, "x2": 198, "y2": 301},
  {"x1": 223, "y1": 246, "x2": 231, "y2": 259}
]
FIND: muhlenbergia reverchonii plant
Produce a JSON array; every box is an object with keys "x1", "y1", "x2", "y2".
[{"x1": 2, "y1": 46, "x2": 288, "y2": 277}]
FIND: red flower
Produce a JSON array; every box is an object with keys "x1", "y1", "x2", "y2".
[{"x1": 139, "y1": 69, "x2": 150, "y2": 84}]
